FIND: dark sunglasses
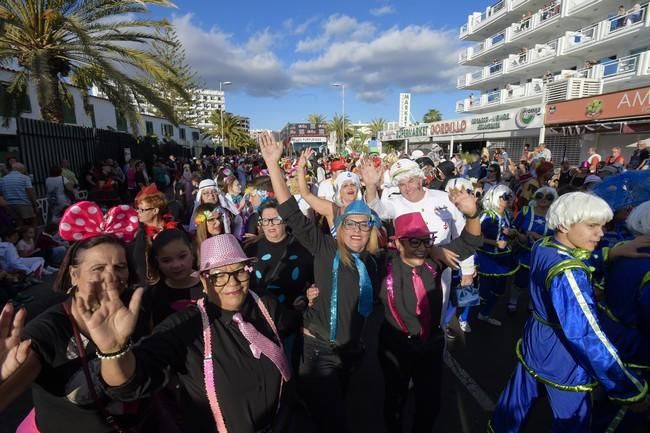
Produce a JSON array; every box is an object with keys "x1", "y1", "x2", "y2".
[
  {"x1": 534, "y1": 193, "x2": 555, "y2": 201},
  {"x1": 500, "y1": 193, "x2": 513, "y2": 201},
  {"x1": 405, "y1": 237, "x2": 436, "y2": 248}
]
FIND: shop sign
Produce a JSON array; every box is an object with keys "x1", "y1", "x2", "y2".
[
  {"x1": 290, "y1": 136, "x2": 327, "y2": 143},
  {"x1": 396, "y1": 125, "x2": 430, "y2": 139},
  {"x1": 430, "y1": 120, "x2": 467, "y2": 135},
  {"x1": 545, "y1": 86, "x2": 650, "y2": 125},
  {"x1": 471, "y1": 113, "x2": 511, "y2": 131}
]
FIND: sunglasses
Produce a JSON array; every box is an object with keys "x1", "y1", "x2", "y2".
[
  {"x1": 342, "y1": 219, "x2": 373, "y2": 232},
  {"x1": 500, "y1": 193, "x2": 513, "y2": 201},
  {"x1": 136, "y1": 207, "x2": 155, "y2": 213},
  {"x1": 405, "y1": 237, "x2": 436, "y2": 248},
  {"x1": 534, "y1": 193, "x2": 555, "y2": 201}
]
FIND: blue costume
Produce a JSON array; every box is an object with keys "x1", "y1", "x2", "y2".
[
  {"x1": 477, "y1": 210, "x2": 518, "y2": 317},
  {"x1": 489, "y1": 238, "x2": 648, "y2": 433},
  {"x1": 512, "y1": 206, "x2": 552, "y2": 290},
  {"x1": 592, "y1": 249, "x2": 650, "y2": 432}
]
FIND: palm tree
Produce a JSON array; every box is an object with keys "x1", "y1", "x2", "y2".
[
  {"x1": 423, "y1": 108, "x2": 442, "y2": 123},
  {"x1": 369, "y1": 117, "x2": 386, "y2": 138},
  {"x1": 328, "y1": 113, "x2": 352, "y2": 148},
  {"x1": 0, "y1": 0, "x2": 187, "y2": 129},
  {"x1": 209, "y1": 111, "x2": 248, "y2": 149},
  {"x1": 350, "y1": 131, "x2": 369, "y2": 154},
  {"x1": 307, "y1": 113, "x2": 327, "y2": 125}
]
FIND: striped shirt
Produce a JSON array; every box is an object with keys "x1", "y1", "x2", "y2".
[{"x1": 0, "y1": 171, "x2": 33, "y2": 205}]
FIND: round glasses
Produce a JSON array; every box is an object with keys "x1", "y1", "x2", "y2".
[{"x1": 204, "y1": 268, "x2": 250, "y2": 288}]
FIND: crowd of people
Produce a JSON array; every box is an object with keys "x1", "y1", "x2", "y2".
[{"x1": 0, "y1": 133, "x2": 649, "y2": 433}]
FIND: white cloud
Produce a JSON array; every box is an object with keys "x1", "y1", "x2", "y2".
[
  {"x1": 370, "y1": 5, "x2": 396, "y2": 17},
  {"x1": 172, "y1": 14, "x2": 291, "y2": 97},
  {"x1": 283, "y1": 16, "x2": 319, "y2": 35},
  {"x1": 291, "y1": 25, "x2": 463, "y2": 103},
  {"x1": 295, "y1": 14, "x2": 376, "y2": 53}
]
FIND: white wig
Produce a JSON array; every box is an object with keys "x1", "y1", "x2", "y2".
[
  {"x1": 390, "y1": 159, "x2": 423, "y2": 185},
  {"x1": 626, "y1": 201, "x2": 650, "y2": 235},
  {"x1": 529, "y1": 186, "x2": 558, "y2": 208},
  {"x1": 481, "y1": 184, "x2": 513, "y2": 212},
  {"x1": 445, "y1": 177, "x2": 475, "y2": 193},
  {"x1": 547, "y1": 192, "x2": 613, "y2": 230}
]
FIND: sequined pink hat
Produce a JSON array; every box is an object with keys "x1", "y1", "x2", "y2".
[{"x1": 199, "y1": 234, "x2": 253, "y2": 272}]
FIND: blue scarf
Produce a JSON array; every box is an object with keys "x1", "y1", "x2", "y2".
[{"x1": 329, "y1": 251, "x2": 373, "y2": 342}]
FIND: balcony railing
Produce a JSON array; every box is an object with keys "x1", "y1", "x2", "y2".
[
  {"x1": 474, "y1": 0, "x2": 508, "y2": 29},
  {"x1": 604, "y1": 4, "x2": 647, "y2": 36},
  {"x1": 508, "y1": 38, "x2": 558, "y2": 70},
  {"x1": 456, "y1": 80, "x2": 545, "y2": 112},
  {"x1": 602, "y1": 54, "x2": 640, "y2": 78},
  {"x1": 564, "y1": 23, "x2": 598, "y2": 52},
  {"x1": 511, "y1": 0, "x2": 561, "y2": 38}
]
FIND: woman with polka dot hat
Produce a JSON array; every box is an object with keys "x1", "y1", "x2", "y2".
[{"x1": 0, "y1": 202, "x2": 156, "y2": 433}]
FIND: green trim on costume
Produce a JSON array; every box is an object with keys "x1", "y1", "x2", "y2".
[
  {"x1": 486, "y1": 420, "x2": 495, "y2": 433},
  {"x1": 545, "y1": 259, "x2": 591, "y2": 289},
  {"x1": 608, "y1": 380, "x2": 648, "y2": 404},
  {"x1": 604, "y1": 407, "x2": 628, "y2": 433},
  {"x1": 626, "y1": 362, "x2": 650, "y2": 370},
  {"x1": 532, "y1": 311, "x2": 561, "y2": 329},
  {"x1": 515, "y1": 339, "x2": 598, "y2": 392},
  {"x1": 641, "y1": 271, "x2": 650, "y2": 289},
  {"x1": 540, "y1": 237, "x2": 592, "y2": 261},
  {"x1": 478, "y1": 248, "x2": 513, "y2": 256}
]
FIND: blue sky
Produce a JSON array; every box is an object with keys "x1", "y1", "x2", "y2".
[{"x1": 148, "y1": 0, "x2": 483, "y2": 130}]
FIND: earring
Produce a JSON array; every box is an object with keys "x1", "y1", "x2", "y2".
[{"x1": 66, "y1": 285, "x2": 78, "y2": 296}]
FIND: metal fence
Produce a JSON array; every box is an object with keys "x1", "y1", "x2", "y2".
[{"x1": 16, "y1": 118, "x2": 155, "y2": 195}]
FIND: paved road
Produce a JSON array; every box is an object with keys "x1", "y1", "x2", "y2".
[{"x1": 1, "y1": 284, "x2": 647, "y2": 433}]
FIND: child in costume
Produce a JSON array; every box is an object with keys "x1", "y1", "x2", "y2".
[{"x1": 489, "y1": 192, "x2": 649, "y2": 433}]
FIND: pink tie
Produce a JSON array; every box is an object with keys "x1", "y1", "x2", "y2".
[
  {"x1": 232, "y1": 313, "x2": 291, "y2": 381},
  {"x1": 412, "y1": 267, "x2": 432, "y2": 340}
]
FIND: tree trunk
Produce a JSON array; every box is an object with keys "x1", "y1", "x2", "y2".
[{"x1": 36, "y1": 73, "x2": 64, "y2": 123}]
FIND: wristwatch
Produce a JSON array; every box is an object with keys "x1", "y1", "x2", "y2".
[{"x1": 464, "y1": 209, "x2": 481, "y2": 219}]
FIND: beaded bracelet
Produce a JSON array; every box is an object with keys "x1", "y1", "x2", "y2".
[{"x1": 96, "y1": 341, "x2": 133, "y2": 360}]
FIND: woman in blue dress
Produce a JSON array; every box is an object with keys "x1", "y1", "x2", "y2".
[
  {"x1": 476, "y1": 185, "x2": 519, "y2": 326},
  {"x1": 508, "y1": 187, "x2": 556, "y2": 313}
]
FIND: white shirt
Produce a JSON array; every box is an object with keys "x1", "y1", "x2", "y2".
[{"x1": 317, "y1": 178, "x2": 336, "y2": 201}]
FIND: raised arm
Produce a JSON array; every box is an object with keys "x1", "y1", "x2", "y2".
[
  {"x1": 297, "y1": 149, "x2": 334, "y2": 220},
  {"x1": 259, "y1": 132, "x2": 290, "y2": 204}
]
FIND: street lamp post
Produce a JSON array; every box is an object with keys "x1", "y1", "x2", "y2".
[
  {"x1": 331, "y1": 83, "x2": 345, "y2": 153},
  {"x1": 219, "y1": 81, "x2": 232, "y2": 156}
]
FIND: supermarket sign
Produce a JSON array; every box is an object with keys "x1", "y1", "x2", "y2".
[{"x1": 379, "y1": 106, "x2": 543, "y2": 141}]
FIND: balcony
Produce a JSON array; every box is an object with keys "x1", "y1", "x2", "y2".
[
  {"x1": 459, "y1": 30, "x2": 509, "y2": 65},
  {"x1": 511, "y1": 0, "x2": 563, "y2": 41},
  {"x1": 506, "y1": 38, "x2": 559, "y2": 75},
  {"x1": 456, "y1": 80, "x2": 545, "y2": 113},
  {"x1": 460, "y1": 0, "x2": 549, "y2": 40}
]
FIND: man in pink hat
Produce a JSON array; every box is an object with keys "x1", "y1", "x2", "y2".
[
  {"x1": 72, "y1": 233, "x2": 314, "y2": 433},
  {"x1": 379, "y1": 211, "x2": 482, "y2": 433}
]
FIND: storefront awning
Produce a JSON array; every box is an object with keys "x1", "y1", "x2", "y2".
[{"x1": 548, "y1": 119, "x2": 650, "y2": 136}]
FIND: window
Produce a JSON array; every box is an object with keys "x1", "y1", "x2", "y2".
[
  {"x1": 115, "y1": 109, "x2": 127, "y2": 132},
  {"x1": 86, "y1": 104, "x2": 96, "y2": 128},
  {"x1": 179, "y1": 128, "x2": 186, "y2": 140},
  {"x1": 146, "y1": 121, "x2": 154, "y2": 135},
  {"x1": 0, "y1": 82, "x2": 31, "y2": 114},
  {"x1": 63, "y1": 99, "x2": 76, "y2": 124},
  {"x1": 192, "y1": 131, "x2": 199, "y2": 141},
  {"x1": 161, "y1": 123, "x2": 174, "y2": 137}
]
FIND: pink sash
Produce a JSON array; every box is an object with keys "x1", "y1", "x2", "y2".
[{"x1": 16, "y1": 408, "x2": 39, "y2": 433}]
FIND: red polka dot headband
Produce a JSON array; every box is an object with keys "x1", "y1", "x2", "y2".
[{"x1": 59, "y1": 201, "x2": 140, "y2": 242}]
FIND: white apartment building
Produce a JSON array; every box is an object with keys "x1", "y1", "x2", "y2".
[
  {"x1": 186, "y1": 88, "x2": 225, "y2": 130},
  {"x1": 454, "y1": 0, "x2": 650, "y2": 162}
]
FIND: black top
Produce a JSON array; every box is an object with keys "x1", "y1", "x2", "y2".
[
  {"x1": 107, "y1": 294, "x2": 301, "y2": 433},
  {"x1": 245, "y1": 235, "x2": 314, "y2": 308},
  {"x1": 378, "y1": 252, "x2": 444, "y2": 337},
  {"x1": 629, "y1": 148, "x2": 649, "y2": 168},
  {"x1": 277, "y1": 197, "x2": 384, "y2": 349},
  {"x1": 21, "y1": 294, "x2": 151, "y2": 433},
  {"x1": 142, "y1": 279, "x2": 204, "y2": 327}
]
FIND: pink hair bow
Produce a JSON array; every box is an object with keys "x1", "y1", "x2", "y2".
[{"x1": 59, "y1": 201, "x2": 140, "y2": 242}]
